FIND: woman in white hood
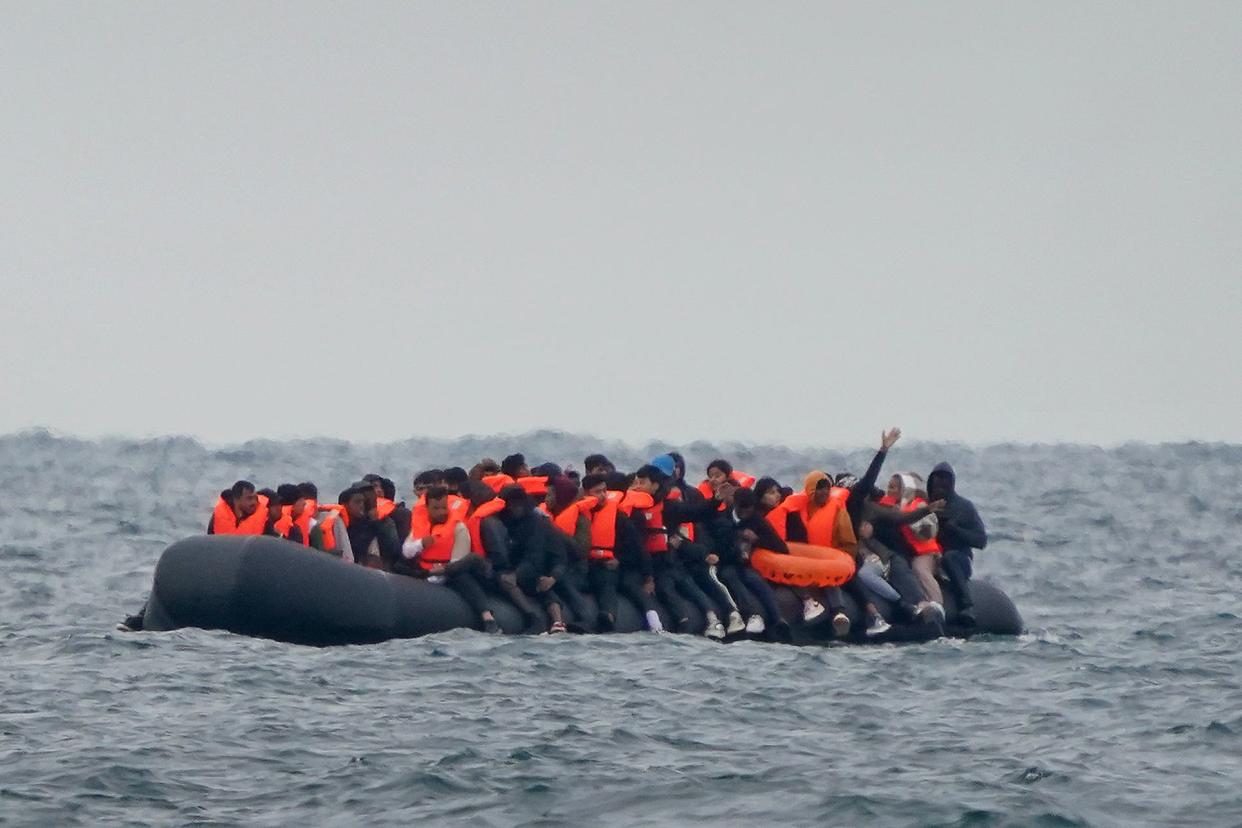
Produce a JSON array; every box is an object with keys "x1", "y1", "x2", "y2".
[{"x1": 891, "y1": 472, "x2": 945, "y2": 608}]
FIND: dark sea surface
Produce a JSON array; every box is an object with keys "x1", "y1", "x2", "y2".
[{"x1": 2, "y1": 429, "x2": 1240, "y2": 827}]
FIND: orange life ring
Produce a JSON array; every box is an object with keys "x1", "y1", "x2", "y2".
[{"x1": 750, "y1": 542, "x2": 856, "y2": 588}]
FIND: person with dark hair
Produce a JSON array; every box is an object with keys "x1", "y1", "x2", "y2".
[
  {"x1": 927, "y1": 462, "x2": 987, "y2": 627},
  {"x1": 584, "y1": 454, "x2": 615, "y2": 475},
  {"x1": 460, "y1": 481, "x2": 543, "y2": 626},
  {"x1": 398, "y1": 485, "x2": 500, "y2": 633},
  {"x1": 538, "y1": 474, "x2": 595, "y2": 630},
  {"x1": 865, "y1": 475, "x2": 945, "y2": 625},
  {"x1": 272, "y1": 483, "x2": 302, "y2": 542},
  {"x1": 500, "y1": 453, "x2": 529, "y2": 479},
  {"x1": 703, "y1": 486, "x2": 791, "y2": 639},
  {"x1": 632, "y1": 463, "x2": 726, "y2": 638},
  {"x1": 412, "y1": 470, "x2": 439, "y2": 499},
  {"x1": 310, "y1": 481, "x2": 401, "y2": 567},
  {"x1": 443, "y1": 467, "x2": 469, "y2": 495},
  {"x1": 362, "y1": 473, "x2": 411, "y2": 541},
  {"x1": 586, "y1": 473, "x2": 664, "y2": 631},
  {"x1": 497, "y1": 485, "x2": 567, "y2": 634},
  {"x1": 207, "y1": 480, "x2": 276, "y2": 536}
]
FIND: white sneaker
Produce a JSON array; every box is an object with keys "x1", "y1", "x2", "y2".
[
  {"x1": 705, "y1": 620, "x2": 726, "y2": 640},
  {"x1": 427, "y1": 575, "x2": 446, "y2": 585},
  {"x1": 831, "y1": 612, "x2": 851, "y2": 638},
  {"x1": 745, "y1": 614, "x2": 765, "y2": 634},
  {"x1": 802, "y1": 599, "x2": 826, "y2": 623},
  {"x1": 726, "y1": 611, "x2": 746, "y2": 635},
  {"x1": 645, "y1": 609, "x2": 665, "y2": 633},
  {"x1": 865, "y1": 614, "x2": 891, "y2": 637}
]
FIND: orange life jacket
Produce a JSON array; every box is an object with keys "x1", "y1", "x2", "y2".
[
  {"x1": 481, "y1": 474, "x2": 515, "y2": 494},
  {"x1": 662, "y1": 487, "x2": 697, "y2": 543},
  {"x1": 315, "y1": 504, "x2": 348, "y2": 553},
  {"x1": 539, "y1": 498, "x2": 594, "y2": 538},
  {"x1": 639, "y1": 495, "x2": 669, "y2": 554},
  {"x1": 789, "y1": 487, "x2": 850, "y2": 547},
  {"x1": 409, "y1": 502, "x2": 465, "y2": 570},
  {"x1": 465, "y1": 498, "x2": 507, "y2": 555},
  {"x1": 517, "y1": 476, "x2": 548, "y2": 497},
  {"x1": 587, "y1": 492, "x2": 623, "y2": 561},
  {"x1": 292, "y1": 500, "x2": 317, "y2": 546},
  {"x1": 763, "y1": 497, "x2": 799, "y2": 542},
  {"x1": 210, "y1": 494, "x2": 270, "y2": 536},
  {"x1": 879, "y1": 494, "x2": 942, "y2": 555},
  {"x1": 376, "y1": 497, "x2": 396, "y2": 519},
  {"x1": 274, "y1": 505, "x2": 294, "y2": 539}
]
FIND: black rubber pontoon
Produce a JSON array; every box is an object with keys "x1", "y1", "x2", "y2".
[{"x1": 143, "y1": 535, "x2": 1023, "y2": 646}]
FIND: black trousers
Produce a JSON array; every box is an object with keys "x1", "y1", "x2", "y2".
[
  {"x1": 887, "y1": 553, "x2": 928, "y2": 611},
  {"x1": 651, "y1": 552, "x2": 714, "y2": 623},
  {"x1": 515, "y1": 562, "x2": 562, "y2": 609},
  {"x1": 941, "y1": 547, "x2": 974, "y2": 610},
  {"x1": 587, "y1": 562, "x2": 619, "y2": 621},
  {"x1": 719, "y1": 564, "x2": 782, "y2": 623},
  {"x1": 618, "y1": 569, "x2": 659, "y2": 615}
]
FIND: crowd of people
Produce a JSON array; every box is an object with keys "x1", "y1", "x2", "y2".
[{"x1": 118, "y1": 429, "x2": 988, "y2": 639}]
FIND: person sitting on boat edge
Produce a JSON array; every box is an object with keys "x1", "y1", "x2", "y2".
[
  {"x1": 631, "y1": 462, "x2": 728, "y2": 639},
  {"x1": 497, "y1": 484, "x2": 569, "y2": 634},
  {"x1": 927, "y1": 462, "x2": 987, "y2": 627},
  {"x1": 309, "y1": 481, "x2": 399, "y2": 566},
  {"x1": 207, "y1": 480, "x2": 277, "y2": 536},
  {"x1": 401, "y1": 485, "x2": 500, "y2": 634}
]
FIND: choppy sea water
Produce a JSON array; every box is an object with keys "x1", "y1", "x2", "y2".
[{"x1": 2, "y1": 430, "x2": 1240, "y2": 826}]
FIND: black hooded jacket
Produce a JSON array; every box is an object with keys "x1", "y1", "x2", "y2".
[{"x1": 927, "y1": 462, "x2": 987, "y2": 551}]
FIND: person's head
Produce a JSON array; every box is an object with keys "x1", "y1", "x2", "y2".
[
  {"x1": 733, "y1": 487, "x2": 759, "y2": 520},
  {"x1": 413, "y1": 470, "x2": 437, "y2": 498},
  {"x1": 754, "y1": 477, "x2": 783, "y2": 508},
  {"x1": 582, "y1": 473, "x2": 608, "y2": 499},
  {"x1": 606, "y1": 471, "x2": 633, "y2": 492},
  {"x1": 886, "y1": 474, "x2": 903, "y2": 501},
  {"x1": 565, "y1": 469, "x2": 581, "y2": 486},
  {"x1": 443, "y1": 467, "x2": 469, "y2": 494},
  {"x1": 501, "y1": 453, "x2": 529, "y2": 479},
  {"x1": 804, "y1": 471, "x2": 832, "y2": 506},
  {"x1": 632, "y1": 464, "x2": 666, "y2": 495},
  {"x1": 706, "y1": 459, "x2": 734, "y2": 491},
  {"x1": 899, "y1": 473, "x2": 926, "y2": 504},
  {"x1": 296, "y1": 481, "x2": 319, "y2": 503},
  {"x1": 340, "y1": 485, "x2": 368, "y2": 521},
  {"x1": 650, "y1": 454, "x2": 677, "y2": 480},
  {"x1": 460, "y1": 480, "x2": 492, "y2": 508},
  {"x1": 547, "y1": 475, "x2": 579, "y2": 513},
  {"x1": 230, "y1": 480, "x2": 258, "y2": 517},
  {"x1": 499, "y1": 484, "x2": 532, "y2": 519},
  {"x1": 425, "y1": 485, "x2": 451, "y2": 525},
  {"x1": 532, "y1": 462, "x2": 562, "y2": 479},
  {"x1": 668, "y1": 451, "x2": 687, "y2": 483},
  {"x1": 584, "y1": 454, "x2": 614, "y2": 475},
  {"x1": 362, "y1": 473, "x2": 385, "y2": 500},
  {"x1": 927, "y1": 462, "x2": 957, "y2": 502},
  {"x1": 834, "y1": 473, "x2": 859, "y2": 492},
  {"x1": 275, "y1": 483, "x2": 300, "y2": 507}
]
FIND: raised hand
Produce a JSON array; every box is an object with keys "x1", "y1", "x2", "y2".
[{"x1": 881, "y1": 427, "x2": 902, "y2": 451}]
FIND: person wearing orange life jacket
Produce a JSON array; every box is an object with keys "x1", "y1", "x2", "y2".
[
  {"x1": 653, "y1": 454, "x2": 747, "y2": 636},
  {"x1": 309, "y1": 482, "x2": 401, "y2": 567},
  {"x1": 271, "y1": 483, "x2": 301, "y2": 541},
  {"x1": 632, "y1": 462, "x2": 728, "y2": 639},
  {"x1": 538, "y1": 474, "x2": 596, "y2": 630},
  {"x1": 584, "y1": 473, "x2": 665, "y2": 631},
  {"x1": 207, "y1": 480, "x2": 277, "y2": 536},
  {"x1": 399, "y1": 485, "x2": 501, "y2": 634},
  {"x1": 775, "y1": 471, "x2": 859, "y2": 636},
  {"x1": 459, "y1": 480, "x2": 545, "y2": 625},
  {"x1": 362, "y1": 474, "x2": 412, "y2": 542},
  {"x1": 879, "y1": 472, "x2": 945, "y2": 610}
]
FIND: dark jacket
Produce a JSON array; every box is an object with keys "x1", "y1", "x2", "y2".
[
  {"x1": 846, "y1": 449, "x2": 890, "y2": 531},
  {"x1": 500, "y1": 510, "x2": 566, "y2": 580},
  {"x1": 864, "y1": 498, "x2": 933, "y2": 559},
  {"x1": 347, "y1": 516, "x2": 402, "y2": 568},
  {"x1": 706, "y1": 509, "x2": 787, "y2": 566},
  {"x1": 389, "y1": 502, "x2": 412, "y2": 542},
  {"x1": 927, "y1": 462, "x2": 987, "y2": 551}
]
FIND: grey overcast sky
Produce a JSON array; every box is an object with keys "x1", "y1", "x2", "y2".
[{"x1": 2, "y1": 2, "x2": 1239, "y2": 447}]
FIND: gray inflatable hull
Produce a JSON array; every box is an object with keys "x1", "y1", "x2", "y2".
[{"x1": 144, "y1": 536, "x2": 1023, "y2": 646}]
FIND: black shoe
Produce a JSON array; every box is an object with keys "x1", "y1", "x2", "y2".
[
  {"x1": 115, "y1": 614, "x2": 144, "y2": 633},
  {"x1": 957, "y1": 607, "x2": 977, "y2": 628},
  {"x1": 768, "y1": 620, "x2": 793, "y2": 643},
  {"x1": 522, "y1": 615, "x2": 544, "y2": 635},
  {"x1": 483, "y1": 618, "x2": 502, "y2": 635},
  {"x1": 597, "y1": 612, "x2": 615, "y2": 633}
]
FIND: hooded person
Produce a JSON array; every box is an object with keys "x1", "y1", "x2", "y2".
[
  {"x1": 538, "y1": 474, "x2": 595, "y2": 631},
  {"x1": 927, "y1": 461, "x2": 987, "y2": 626}
]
